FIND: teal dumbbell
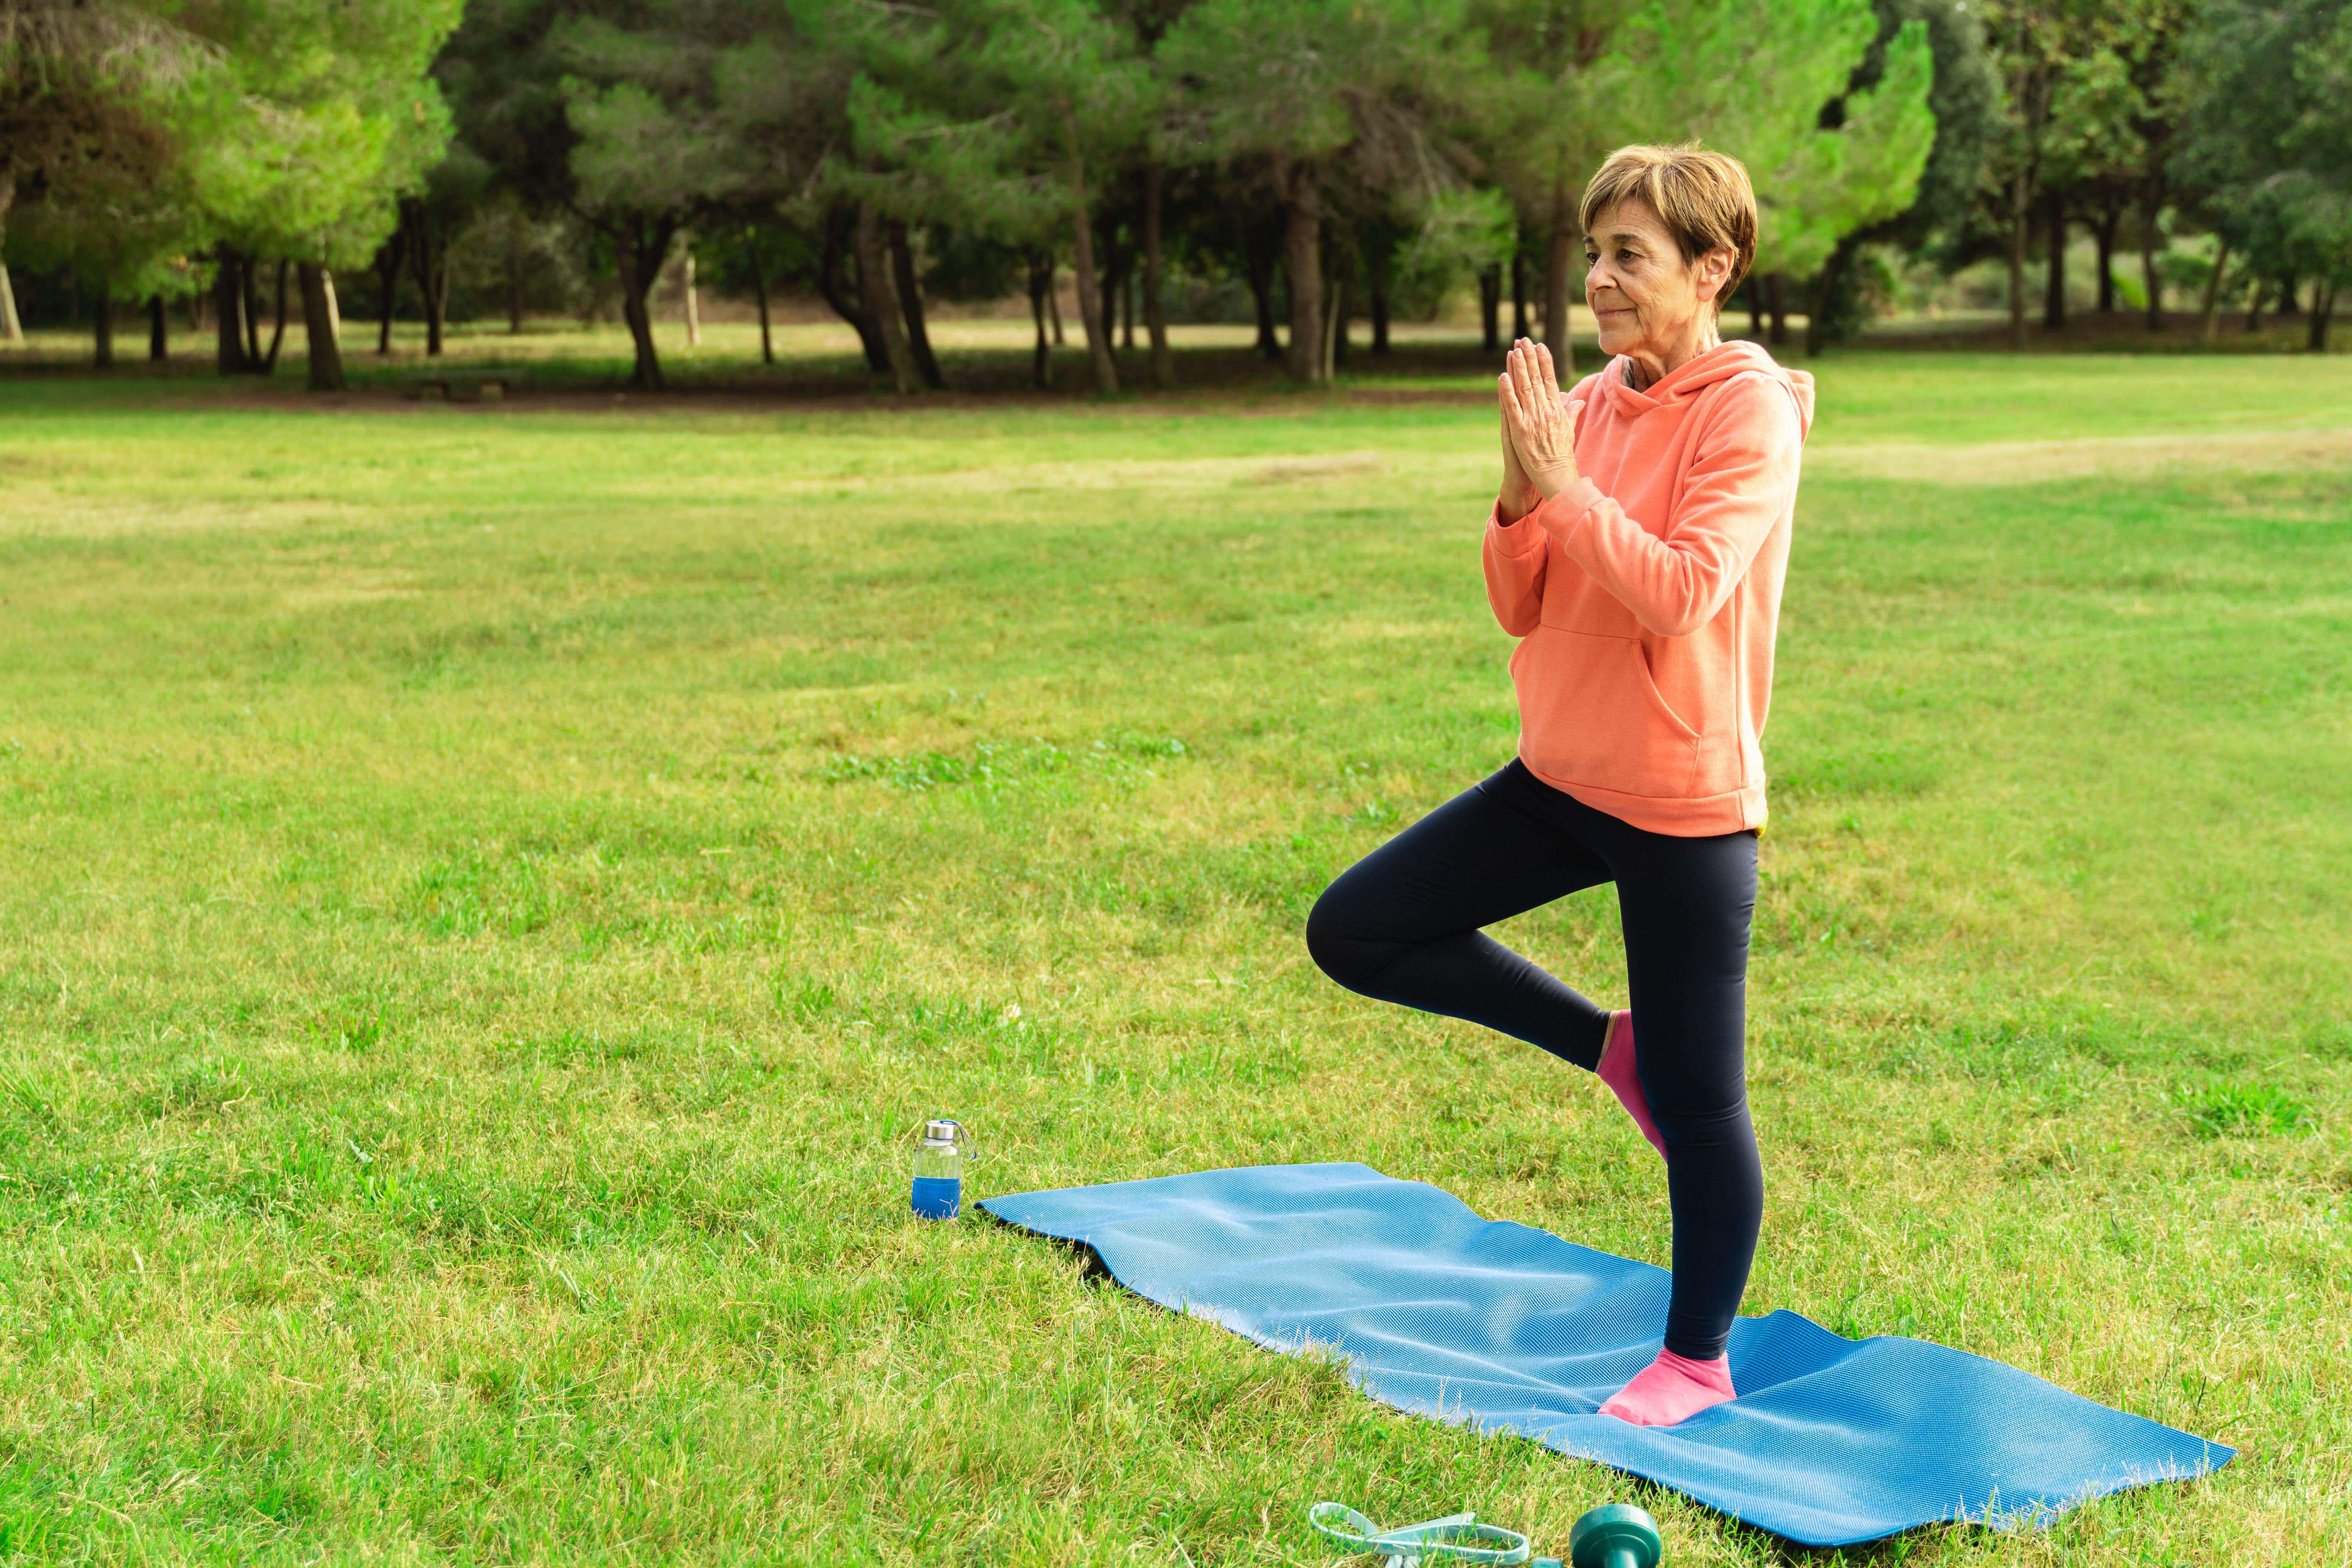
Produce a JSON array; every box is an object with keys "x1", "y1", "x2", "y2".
[{"x1": 1568, "y1": 1503, "x2": 1663, "y2": 1568}]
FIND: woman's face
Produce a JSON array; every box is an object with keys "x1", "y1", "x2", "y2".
[{"x1": 1583, "y1": 200, "x2": 1727, "y2": 360}]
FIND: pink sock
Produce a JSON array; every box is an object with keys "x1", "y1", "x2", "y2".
[
  {"x1": 1596, "y1": 1010, "x2": 1667, "y2": 1160},
  {"x1": 1597, "y1": 1348, "x2": 1736, "y2": 1426}
]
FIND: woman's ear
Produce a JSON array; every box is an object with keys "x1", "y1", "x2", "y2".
[{"x1": 1696, "y1": 247, "x2": 1736, "y2": 306}]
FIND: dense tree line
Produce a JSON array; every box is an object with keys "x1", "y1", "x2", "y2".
[{"x1": 1, "y1": 0, "x2": 2342, "y2": 387}]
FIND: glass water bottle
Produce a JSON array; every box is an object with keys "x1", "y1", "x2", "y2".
[{"x1": 911, "y1": 1119, "x2": 969, "y2": 1220}]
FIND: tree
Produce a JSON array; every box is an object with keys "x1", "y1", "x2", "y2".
[
  {"x1": 2173, "y1": 0, "x2": 2352, "y2": 351},
  {"x1": 1806, "y1": 0, "x2": 2002, "y2": 351},
  {"x1": 1974, "y1": 0, "x2": 2149, "y2": 346},
  {"x1": 0, "y1": 1, "x2": 216, "y2": 358},
  {"x1": 1602, "y1": 0, "x2": 1936, "y2": 350},
  {"x1": 1160, "y1": 0, "x2": 1477, "y2": 384},
  {"x1": 828, "y1": 0, "x2": 1157, "y2": 394},
  {"x1": 166, "y1": 0, "x2": 460, "y2": 383},
  {"x1": 1469, "y1": 0, "x2": 1640, "y2": 377},
  {"x1": 556, "y1": 15, "x2": 753, "y2": 389}
]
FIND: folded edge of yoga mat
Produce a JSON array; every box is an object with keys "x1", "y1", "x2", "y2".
[{"x1": 979, "y1": 1162, "x2": 2231, "y2": 1548}]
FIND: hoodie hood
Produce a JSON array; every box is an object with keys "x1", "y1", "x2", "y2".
[{"x1": 1595, "y1": 338, "x2": 1814, "y2": 442}]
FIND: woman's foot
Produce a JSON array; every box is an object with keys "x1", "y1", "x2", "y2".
[
  {"x1": 1597, "y1": 1348, "x2": 1735, "y2": 1426},
  {"x1": 1596, "y1": 1010, "x2": 1667, "y2": 1160}
]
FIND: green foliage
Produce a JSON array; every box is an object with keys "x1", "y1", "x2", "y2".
[
  {"x1": 184, "y1": 0, "x2": 463, "y2": 268},
  {"x1": 1159, "y1": 0, "x2": 1475, "y2": 206},
  {"x1": 829, "y1": 0, "x2": 1157, "y2": 234},
  {"x1": 1607, "y1": 0, "x2": 1938, "y2": 279},
  {"x1": 2173, "y1": 0, "x2": 2352, "y2": 297},
  {"x1": 0, "y1": 3, "x2": 216, "y2": 289}
]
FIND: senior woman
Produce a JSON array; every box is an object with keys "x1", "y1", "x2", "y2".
[{"x1": 1306, "y1": 144, "x2": 1813, "y2": 1427}]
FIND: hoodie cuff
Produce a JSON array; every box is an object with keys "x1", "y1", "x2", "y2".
[
  {"x1": 1488, "y1": 501, "x2": 1547, "y2": 556},
  {"x1": 1533, "y1": 478, "x2": 1607, "y2": 548}
]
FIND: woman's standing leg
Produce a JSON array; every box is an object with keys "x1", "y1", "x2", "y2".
[
  {"x1": 1307, "y1": 766, "x2": 1615, "y2": 1067},
  {"x1": 1595, "y1": 820, "x2": 1761, "y2": 1422}
]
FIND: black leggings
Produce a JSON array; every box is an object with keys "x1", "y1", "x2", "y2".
[{"x1": 1306, "y1": 759, "x2": 1761, "y2": 1361}]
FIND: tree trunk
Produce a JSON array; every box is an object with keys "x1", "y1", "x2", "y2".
[
  {"x1": 1096, "y1": 217, "x2": 1126, "y2": 349},
  {"x1": 323, "y1": 271, "x2": 340, "y2": 346},
  {"x1": 93, "y1": 284, "x2": 114, "y2": 368},
  {"x1": 1370, "y1": 253, "x2": 1391, "y2": 356},
  {"x1": 1766, "y1": 273, "x2": 1788, "y2": 345},
  {"x1": 1068, "y1": 166, "x2": 1119, "y2": 394},
  {"x1": 2198, "y1": 240, "x2": 2230, "y2": 343},
  {"x1": 1479, "y1": 263, "x2": 1500, "y2": 353},
  {"x1": 2243, "y1": 277, "x2": 2267, "y2": 332},
  {"x1": 816, "y1": 204, "x2": 890, "y2": 373},
  {"x1": 1242, "y1": 221, "x2": 1280, "y2": 359},
  {"x1": 2007, "y1": 164, "x2": 2030, "y2": 350},
  {"x1": 147, "y1": 294, "x2": 167, "y2": 361},
  {"x1": 214, "y1": 250, "x2": 250, "y2": 374},
  {"x1": 1323, "y1": 270, "x2": 1345, "y2": 377},
  {"x1": 2275, "y1": 275, "x2": 2299, "y2": 318},
  {"x1": 1120, "y1": 270, "x2": 1134, "y2": 351},
  {"x1": 408, "y1": 211, "x2": 448, "y2": 356},
  {"x1": 855, "y1": 201, "x2": 917, "y2": 395},
  {"x1": 412, "y1": 228, "x2": 448, "y2": 356},
  {"x1": 299, "y1": 262, "x2": 345, "y2": 392},
  {"x1": 1048, "y1": 272, "x2": 1065, "y2": 345},
  {"x1": 242, "y1": 258, "x2": 263, "y2": 367},
  {"x1": 1805, "y1": 238, "x2": 1854, "y2": 357},
  {"x1": 752, "y1": 237, "x2": 773, "y2": 365},
  {"x1": 2095, "y1": 207, "x2": 2117, "y2": 314},
  {"x1": 1142, "y1": 161, "x2": 1171, "y2": 388},
  {"x1": 682, "y1": 243, "x2": 701, "y2": 346},
  {"x1": 2042, "y1": 193, "x2": 2066, "y2": 330},
  {"x1": 889, "y1": 220, "x2": 944, "y2": 389},
  {"x1": 259, "y1": 259, "x2": 289, "y2": 373},
  {"x1": 2141, "y1": 197, "x2": 2163, "y2": 330},
  {"x1": 375, "y1": 237, "x2": 400, "y2": 354},
  {"x1": 0, "y1": 170, "x2": 18, "y2": 344},
  {"x1": 507, "y1": 231, "x2": 525, "y2": 334},
  {"x1": 1280, "y1": 186, "x2": 1323, "y2": 384},
  {"x1": 1543, "y1": 209, "x2": 1577, "y2": 380},
  {"x1": 1511, "y1": 247, "x2": 1529, "y2": 339},
  {"x1": 615, "y1": 215, "x2": 667, "y2": 390},
  {"x1": 2308, "y1": 281, "x2": 2334, "y2": 353},
  {"x1": 1027, "y1": 251, "x2": 1054, "y2": 389}
]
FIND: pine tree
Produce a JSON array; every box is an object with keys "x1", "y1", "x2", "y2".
[{"x1": 1159, "y1": 0, "x2": 1478, "y2": 384}]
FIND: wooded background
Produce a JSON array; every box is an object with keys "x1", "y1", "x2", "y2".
[{"x1": 2, "y1": 0, "x2": 2346, "y2": 392}]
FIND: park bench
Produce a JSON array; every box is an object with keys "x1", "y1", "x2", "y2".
[{"x1": 408, "y1": 373, "x2": 524, "y2": 403}]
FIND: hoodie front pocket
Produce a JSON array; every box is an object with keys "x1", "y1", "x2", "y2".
[{"x1": 1512, "y1": 627, "x2": 1701, "y2": 799}]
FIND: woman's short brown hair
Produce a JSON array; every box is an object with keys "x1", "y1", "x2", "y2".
[{"x1": 1579, "y1": 144, "x2": 1758, "y2": 305}]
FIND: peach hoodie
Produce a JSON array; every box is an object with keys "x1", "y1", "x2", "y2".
[{"x1": 1484, "y1": 339, "x2": 1813, "y2": 836}]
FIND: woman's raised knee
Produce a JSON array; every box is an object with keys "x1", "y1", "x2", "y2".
[{"x1": 1304, "y1": 883, "x2": 1383, "y2": 992}]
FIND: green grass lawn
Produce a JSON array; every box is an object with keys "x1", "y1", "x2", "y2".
[{"x1": 0, "y1": 349, "x2": 2347, "y2": 1565}]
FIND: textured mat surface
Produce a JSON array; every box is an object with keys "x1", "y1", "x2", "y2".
[{"x1": 981, "y1": 1163, "x2": 2230, "y2": 1547}]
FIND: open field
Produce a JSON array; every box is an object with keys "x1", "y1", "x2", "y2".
[{"x1": 0, "y1": 351, "x2": 2347, "y2": 1564}]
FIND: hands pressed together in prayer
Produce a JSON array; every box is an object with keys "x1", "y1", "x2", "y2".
[{"x1": 1496, "y1": 338, "x2": 1584, "y2": 525}]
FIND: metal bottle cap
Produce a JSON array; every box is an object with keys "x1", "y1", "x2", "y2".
[{"x1": 923, "y1": 1119, "x2": 962, "y2": 1143}]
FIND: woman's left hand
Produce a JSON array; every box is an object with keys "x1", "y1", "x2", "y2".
[{"x1": 1498, "y1": 339, "x2": 1582, "y2": 501}]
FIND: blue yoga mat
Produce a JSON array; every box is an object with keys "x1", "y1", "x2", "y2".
[{"x1": 981, "y1": 1163, "x2": 2230, "y2": 1547}]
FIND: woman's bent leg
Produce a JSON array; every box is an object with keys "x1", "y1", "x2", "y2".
[
  {"x1": 1610, "y1": 824, "x2": 1763, "y2": 1363},
  {"x1": 1306, "y1": 767, "x2": 1613, "y2": 1068}
]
